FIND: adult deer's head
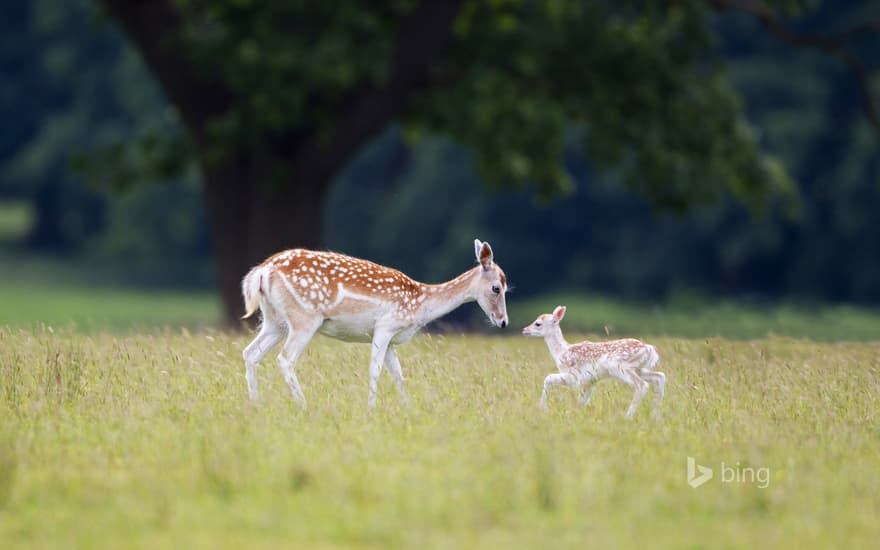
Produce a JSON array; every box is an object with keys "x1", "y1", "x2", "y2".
[{"x1": 473, "y1": 239, "x2": 509, "y2": 328}]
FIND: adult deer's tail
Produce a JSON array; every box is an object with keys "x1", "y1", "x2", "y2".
[{"x1": 241, "y1": 264, "x2": 270, "y2": 319}]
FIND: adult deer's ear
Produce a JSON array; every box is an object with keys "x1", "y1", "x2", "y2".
[
  {"x1": 553, "y1": 305, "x2": 566, "y2": 321},
  {"x1": 475, "y1": 240, "x2": 493, "y2": 271}
]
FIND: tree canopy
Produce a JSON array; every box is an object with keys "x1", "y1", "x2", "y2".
[{"x1": 107, "y1": 0, "x2": 796, "y2": 208}]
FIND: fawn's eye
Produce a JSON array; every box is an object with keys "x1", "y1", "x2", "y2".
[
  {"x1": 535, "y1": 322, "x2": 542, "y2": 327},
  {"x1": 491, "y1": 284, "x2": 501, "y2": 294}
]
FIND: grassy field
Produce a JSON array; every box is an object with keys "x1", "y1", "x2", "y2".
[
  {"x1": 3, "y1": 278, "x2": 880, "y2": 341},
  {"x1": 0, "y1": 283, "x2": 219, "y2": 331},
  {"x1": 511, "y1": 293, "x2": 880, "y2": 341},
  {"x1": 1, "y1": 328, "x2": 878, "y2": 548},
  {"x1": 3, "y1": 251, "x2": 880, "y2": 339},
  {"x1": 0, "y1": 253, "x2": 219, "y2": 331}
]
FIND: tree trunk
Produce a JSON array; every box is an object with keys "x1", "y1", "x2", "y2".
[{"x1": 201, "y1": 147, "x2": 326, "y2": 327}]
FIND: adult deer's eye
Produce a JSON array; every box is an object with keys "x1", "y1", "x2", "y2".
[
  {"x1": 491, "y1": 284, "x2": 501, "y2": 294},
  {"x1": 535, "y1": 322, "x2": 542, "y2": 327}
]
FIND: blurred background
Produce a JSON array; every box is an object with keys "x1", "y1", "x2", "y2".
[{"x1": 1, "y1": 0, "x2": 879, "y2": 338}]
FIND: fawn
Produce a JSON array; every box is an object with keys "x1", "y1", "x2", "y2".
[{"x1": 522, "y1": 306, "x2": 665, "y2": 418}]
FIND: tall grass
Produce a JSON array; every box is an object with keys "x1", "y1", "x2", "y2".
[{"x1": 0, "y1": 328, "x2": 878, "y2": 547}]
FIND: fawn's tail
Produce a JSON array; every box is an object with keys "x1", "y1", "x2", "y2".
[{"x1": 644, "y1": 344, "x2": 660, "y2": 370}]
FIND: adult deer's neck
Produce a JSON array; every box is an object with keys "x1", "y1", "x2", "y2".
[
  {"x1": 544, "y1": 327, "x2": 570, "y2": 363},
  {"x1": 415, "y1": 267, "x2": 481, "y2": 325}
]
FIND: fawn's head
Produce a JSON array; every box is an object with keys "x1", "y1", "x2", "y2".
[
  {"x1": 473, "y1": 239, "x2": 509, "y2": 328},
  {"x1": 522, "y1": 305, "x2": 566, "y2": 337}
]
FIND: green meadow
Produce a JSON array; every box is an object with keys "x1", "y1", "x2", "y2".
[
  {"x1": 0, "y1": 327, "x2": 878, "y2": 548},
  {"x1": 0, "y1": 283, "x2": 218, "y2": 332},
  {"x1": 1, "y1": 257, "x2": 879, "y2": 547},
  {"x1": 3, "y1": 278, "x2": 880, "y2": 340}
]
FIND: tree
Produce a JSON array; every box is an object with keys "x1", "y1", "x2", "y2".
[
  {"x1": 0, "y1": 1, "x2": 113, "y2": 252},
  {"x1": 99, "y1": 0, "x2": 815, "y2": 324}
]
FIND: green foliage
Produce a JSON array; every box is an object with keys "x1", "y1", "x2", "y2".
[
  {"x1": 0, "y1": 0, "x2": 212, "y2": 279},
  {"x1": 146, "y1": 0, "x2": 796, "y2": 208},
  {"x1": 328, "y1": 92, "x2": 880, "y2": 304},
  {"x1": 0, "y1": 330, "x2": 878, "y2": 546},
  {"x1": 180, "y1": 1, "x2": 402, "y2": 143},
  {"x1": 71, "y1": 132, "x2": 193, "y2": 193},
  {"x1": 412, "y1": 0, "x2": 794, "y2": 206},
  {"x1": 0, "y1": 202, "x2": 32, "y2": 243}
]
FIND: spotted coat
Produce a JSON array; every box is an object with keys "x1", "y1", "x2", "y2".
[
  {"x1": 240, "y1": 240, "x2": 510, "y2": 409},
  {"x1": 523, "y1": 307, "x2": 666, "y2": 418}
]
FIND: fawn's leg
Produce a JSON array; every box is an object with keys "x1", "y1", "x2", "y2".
[
  {"x1": 578, "y1": 380, "x2": 596, "y2": 406},
  {"x1": 639, "y1": 369, "x2": 666, "y2": 417},
  {"x1": 540, "y1": 372, "x2": 577, "y2": 410},
  {"x1": 615, "y1": 369, "x2": 649, "y2": 419}
]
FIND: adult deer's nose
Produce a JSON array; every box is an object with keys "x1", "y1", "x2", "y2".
[{"x1": 500, "y1": 319, "x2": 508, "y2": 328}]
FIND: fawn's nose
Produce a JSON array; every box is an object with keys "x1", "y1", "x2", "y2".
[{"x1": 500, "y1": 319, "x2": 508, "y2": 328}]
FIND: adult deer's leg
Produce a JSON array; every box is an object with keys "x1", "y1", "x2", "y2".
[
  {"x1": 368, "y1": 329, "x2": 395, "y2": 410},
  {"x1": 242, "y1": 318, "x2": 286, "y2": 400},
  {"x1": 384, "y1": 346, "x2": 408, "y2": 406},
  {"x1": 277, "y1": 318, "x2": 321, "y2": 406}
]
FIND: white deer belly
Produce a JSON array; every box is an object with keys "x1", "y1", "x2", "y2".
[
  {"x1": 318, "y1": 313, "x2": 377, "y2": 343},
  {"x1": 316, "y1": 291, "x2": 402, "y2": 343}
]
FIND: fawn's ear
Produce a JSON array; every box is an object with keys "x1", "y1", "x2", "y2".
[
  {"x1": 553, "y1": 306, "x2": 566, "y2": 321},
  {"x1": 474, "y1": 239, "x2": 493, "y2": 270}
]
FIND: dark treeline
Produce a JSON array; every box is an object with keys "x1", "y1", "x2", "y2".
[{"x1": 1, "y1": 0, "x2": 879, "y2": 304}]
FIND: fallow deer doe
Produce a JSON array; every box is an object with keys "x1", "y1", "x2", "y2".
[
  {"x1": 241, "y1": 239, "x2": 509, "y2": 409},
  {"x1": 523, "y1": 306, "x2": 665, "y2": 418}
]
